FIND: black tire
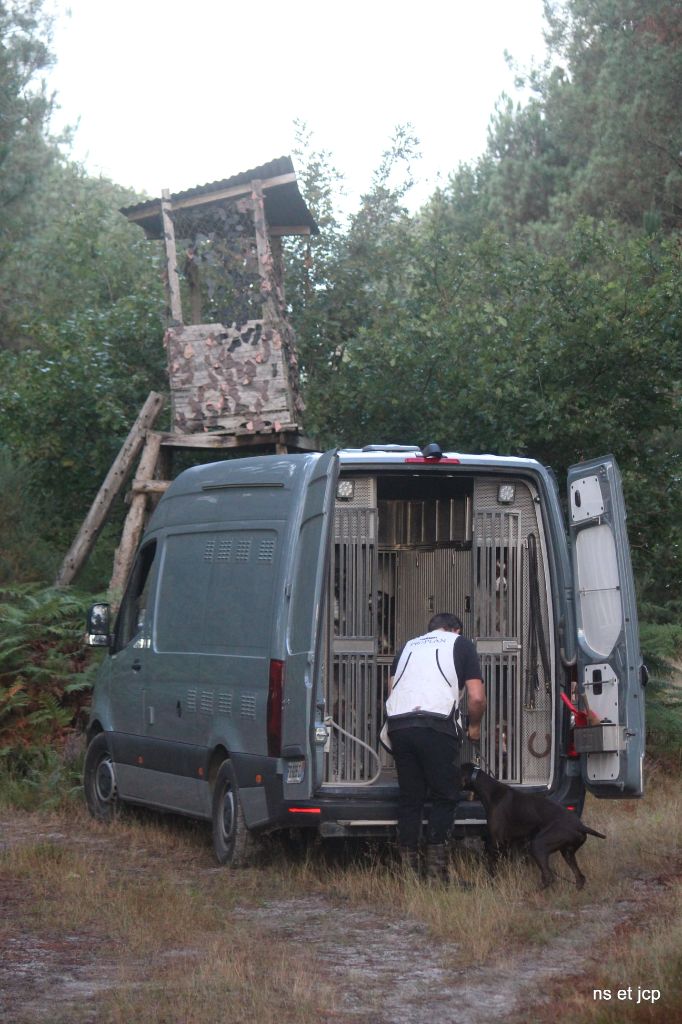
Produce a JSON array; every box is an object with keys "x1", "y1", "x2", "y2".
[
  {"x1": 83, "y1": 733, "x2": 119, "y2": 822},
  {"x1": 211, "y1": 759, "x2": 258, "y2": 867}
]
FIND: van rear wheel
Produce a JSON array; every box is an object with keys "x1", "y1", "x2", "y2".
[
  {"x1": 83, "y1": 734, "x2": 119, "y2": 822},
  {"x1": 211, "y1": 759, "x2": 258, "y2": 867}
]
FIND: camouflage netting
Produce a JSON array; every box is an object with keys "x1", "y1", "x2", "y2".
[
  {"x1": 165, "y1": 320, "x2": 303, "y2": 434},
  {"x1": 173, "y1": 199, "x2": 262, "y2": 326},
  {"x1": 165, "y1": 194, "x2": 304, "y2": 434}
]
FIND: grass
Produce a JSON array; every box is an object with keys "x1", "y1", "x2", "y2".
[
  {"x1": 534, "y1": 880, "x2": 682, "y2": 1024},
  {"x1": 0, "y1": 809, "x2": 341, "y2": 1024},
  {"x1": 1, "y1": 766, "x2": 680, "y2": 1022},
  {"x1": 1, "y1": 651, "x2": 680, "y2": 1021}
]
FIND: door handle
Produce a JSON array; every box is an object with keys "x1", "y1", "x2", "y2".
[{"x1": 131, "y1": 661, "x2": 142, "y2": 672}]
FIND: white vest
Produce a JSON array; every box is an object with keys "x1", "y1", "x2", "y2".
[{"x1": 385, "y1": 630, "x2": 460, "y2": 721}]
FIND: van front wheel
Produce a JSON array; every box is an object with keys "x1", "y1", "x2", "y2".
[
  {"x1": 83, "y1": 733, "x2": 119, "y2": 822},
  {"x1": 211, "y1": 760, "x2": 257, "y2": 867}
]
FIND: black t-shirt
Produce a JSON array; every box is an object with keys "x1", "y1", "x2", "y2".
[{"x1": 388, "y1": 634, "x2": 482, "y2": 736}]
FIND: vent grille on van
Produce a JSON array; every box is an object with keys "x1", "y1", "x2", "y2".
[
  {"x1": 258, "y1": 539, "x2": 276, "y2": 562},
  {"x1": 240, "y1": 693, "x2": 257, "y2": 719},
  {"x1": 200, "y1": 691, "x2": 214, "y2": 714},
  {"x1": 217, "y1": 539, "x2": 232, "y2": 561},
  {"x1": 218, "y1": 692, "x2": 233, "y2": 715},
  {"x1": 186, "y1": 689, "x2": 197, "y2": 712},
  {"x1": 236, "y1": 539, "x2": 252, "y2": 562}
]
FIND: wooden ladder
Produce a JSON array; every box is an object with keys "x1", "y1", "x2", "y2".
[{"x1": 55, "y1": 391, "x2": 316, "y2": 597}]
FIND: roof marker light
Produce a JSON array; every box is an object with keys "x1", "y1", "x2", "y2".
[{"x1": 405, "y1": 457, "x2": 460, "y2": 465}]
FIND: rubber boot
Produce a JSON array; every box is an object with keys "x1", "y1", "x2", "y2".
[
  {"x1": 399, "y1": 846, "x2": 421, "y2": 878},
  {"x1": 425, "y1": 843, "x2": 448, "y2": 884}
]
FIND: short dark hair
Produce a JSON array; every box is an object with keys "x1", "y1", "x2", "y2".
[{"x1": 428, "y1": 612, "x2": 463, "y2": 632}]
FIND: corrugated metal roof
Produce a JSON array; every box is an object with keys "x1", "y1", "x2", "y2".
[{"x1": 121, "y1": 155, "x2": 319, "y2": 236}]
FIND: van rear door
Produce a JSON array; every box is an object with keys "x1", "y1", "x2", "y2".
[
  {"x1": 567, "y1": 456, "x2": 645, "y2": 797},
  {"x1": 282, "y1": 450, "x2": 339, "y2": 800}
]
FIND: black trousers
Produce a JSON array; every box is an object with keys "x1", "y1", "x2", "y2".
[{"x1": 390, "y1": 727, "x2": 461, "y2": 850}]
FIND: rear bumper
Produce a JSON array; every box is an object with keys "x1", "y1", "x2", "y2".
[
  {"x1": 240, "y1": 755, "x2": 586, "y2": 838},
  {"x1": 275, "y1": 787, "x2": 488, "y2": 838}
]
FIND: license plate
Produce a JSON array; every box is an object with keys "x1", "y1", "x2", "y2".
[{"x1": 286, "y1": 759, "x2": 305, "y2": 784}]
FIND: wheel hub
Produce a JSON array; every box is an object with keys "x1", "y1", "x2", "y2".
[
  {"x1": 221, "y1": 789, "x2": 235, "y2": 841},
  {"x1": 95, "y1": 758, "x2": 116, "y2": 803}
]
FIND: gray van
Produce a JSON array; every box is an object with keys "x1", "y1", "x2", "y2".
[{"x1": 84, "y1": 444, "x2": 646, "y2": 865}]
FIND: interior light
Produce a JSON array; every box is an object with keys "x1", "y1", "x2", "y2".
[
  {"x1": 497, "y1": 484, "x2": 516, "y2": 504},
  {"x1": 336, "y1": 479, "x2": 355, "y2": 501}
]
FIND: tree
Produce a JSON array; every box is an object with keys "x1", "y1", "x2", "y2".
[
  {"x1": 0, "y1": 162, "x2": 166, "y2": 548},
  {"x1": 287, "y1": 123, "x2": 421, "y2": 442},
  {"x1": 469, "y1": 0, "x2": 682, "y2": 236},
  {"x1": 0, "y1": 0, "x2": 57, "y2": 340}
]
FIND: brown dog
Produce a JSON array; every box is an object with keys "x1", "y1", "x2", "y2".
[{"x1": 460, "y1": 763, "x2": 605, "y2": 889}]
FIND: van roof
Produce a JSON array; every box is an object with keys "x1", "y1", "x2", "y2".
[{"x1": 338, "y1": 446, "x2": 544, "y2": 469}]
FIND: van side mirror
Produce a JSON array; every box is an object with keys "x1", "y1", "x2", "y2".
[{"x1": 86, "y1": 603, "x2": 112, "y2": 647}]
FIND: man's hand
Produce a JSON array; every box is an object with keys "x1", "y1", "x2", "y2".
[
  {"x1": 467, "y1": 722, "x2": 481, "y2": 743},
  {"x1": 464, "y1": 677, "x2": 486, "y2": 745}
]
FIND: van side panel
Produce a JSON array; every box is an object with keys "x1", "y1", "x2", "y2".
[
  {"x1": 153, "y1": 526, "x2": 280, "y2": 756},
  {"x1": 100, "y1": 455, "x2": 326, "y2": 819}
]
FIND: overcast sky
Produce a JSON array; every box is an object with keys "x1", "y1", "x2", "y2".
[{"x1": 46, "y1": 0, "x2": 547, "y2": 210}]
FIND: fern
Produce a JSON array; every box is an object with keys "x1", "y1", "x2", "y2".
[{"x1": 0, "y1": 583, "x2": 99, "y2": 754}]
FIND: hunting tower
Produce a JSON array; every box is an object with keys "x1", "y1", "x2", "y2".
[
  {"x1": 122, "y1": 156, "x2": 317, "y2": 439},
  {"x1": 56, "y1": 157, "x2": 318, "y2": 594}
]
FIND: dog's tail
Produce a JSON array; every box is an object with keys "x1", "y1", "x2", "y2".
[{"x1": 581, "y1": 824, "x2": 606, "y2": 839}]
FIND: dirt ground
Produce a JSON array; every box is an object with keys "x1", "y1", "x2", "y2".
[{"x1": 0, "y1": 806, "x2": 674, "y2": 1024}]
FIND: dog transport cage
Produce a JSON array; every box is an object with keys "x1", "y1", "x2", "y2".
[{"x1": 321, "y1": 471, "x2": 555, "y2": 788}]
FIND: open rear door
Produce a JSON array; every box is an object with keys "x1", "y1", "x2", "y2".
[
  {"x1": 568, "y1": 456, "x2": 645, "y2": 797},
  {"x1": 282, "y1": 450, "x2": 339, "y2": 800}
]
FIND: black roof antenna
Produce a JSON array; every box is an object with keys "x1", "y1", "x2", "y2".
[{"x1": 421, "y1": 443, "x2": 443, "y2": 459}]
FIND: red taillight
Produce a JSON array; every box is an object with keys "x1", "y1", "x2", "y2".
[
  {"x1": 288, "y1": 807, "x2": 322, "y2": 815},
  {"x1": 267, "y1": 659, "x2": 284, "y2": 757},
  {"x1": 404, "y1": 457, "x2": 460, "y2": 464}
]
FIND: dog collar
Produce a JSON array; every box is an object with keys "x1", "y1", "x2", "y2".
[{"x1": 470, "y1": 765, "x2": 480, "y2": 780}]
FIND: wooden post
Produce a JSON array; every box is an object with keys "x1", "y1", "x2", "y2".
[
  {"x1": 54, "y1": 392, "x2": 165, "y2": 588},
  {"x1": 109, "y1": 431, "x2": 163, "y2": 598},
  {"x1": 270, "y1": 235, "x2": 285, "y2": 306},
  {"x1": 161, "y1": 188, "x2": 183, "y2": 324},
  {"x1": 251, "y1": 179, "x2": 284, "y2": 321}
]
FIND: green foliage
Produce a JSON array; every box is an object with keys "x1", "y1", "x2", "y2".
[
  {"x1": 644, "y1": 675, "x2": 682, "y2": 771},
  {"x1": 0, "y1": 1, "x2": 56, "y2": 286},
  {"x1": 290, "y1": 167, "x2": 681, "y2": 601},
  {"x1": 0, "y1": 161, "x2": 167, "y2": 536},
  {"x1": 480, "y1": 0, "x2": 682, "y2": 234},
  {"x1": 640, "y1": 621, "x2": 682, "y2": 677},
  {"x1": 3, "y1": 161, "x2": 164, "y2": 344},
  {"x1": 0, "y1": 8, "x2": 167, "y2": 547},
  {"x1": 0, "y1": 743, "x2": 84, "y2": 810},
  {"x1": 0, "y1": 283, "x2": 166, "y2": 528},
  {"x1": 0, "y1": 448, "x2": 60, "y2": 582},
  {"x1": 0, "y1": 584, "x2": 99, "y2": 755}
]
